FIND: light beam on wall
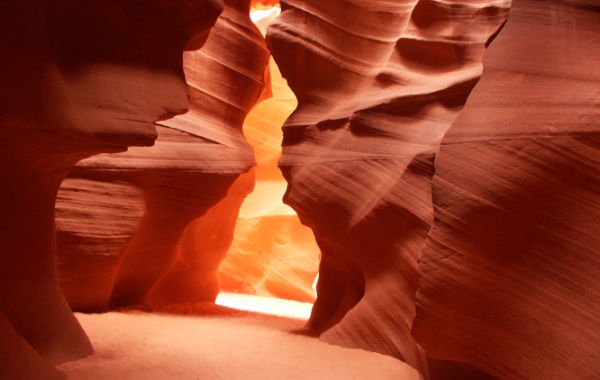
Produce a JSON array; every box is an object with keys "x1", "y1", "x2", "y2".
[
  {"x1": 215, "y1": 292, "x2": 313, "y2": 319},
  {"x1": 215, "y1": 3, "x2": 321, "y2": 316}
]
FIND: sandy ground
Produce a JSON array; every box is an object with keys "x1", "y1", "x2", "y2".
[{"x1": 57, "y1": 295, "x2": 421, "y2": 379}]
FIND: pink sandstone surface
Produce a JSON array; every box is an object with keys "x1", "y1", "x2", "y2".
[
  {"x1": 267, "y1": 0, "x2": 510, "y2": 373},
  {"x1": 412, "y1": 0, "x2": 600, "y2": 378},
  {"x1": 0, "y1": 0, "x2": 223, "y2": 375},
  {"x1": 1, "y1": 0, "x2": 599, "y2": 378},
  {"x1": 55, "y1": 0, "x2": 270, "y2": 310}
]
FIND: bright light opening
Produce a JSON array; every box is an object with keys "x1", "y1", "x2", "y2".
[
  {"x1": 215, "y1": 4, "x2": 320, "y2": 318},
  {"x1": 215, "y1": 292, "x2": 313, "y2": 319},
  {"x1": 250, "y1": 7, "x2": 281, "y2": 25}
]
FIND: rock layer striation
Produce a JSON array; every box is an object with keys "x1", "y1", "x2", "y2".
[
  {"x1": 267, "y1": 0, "x2": 510, "y2": 372},
  {"x1": 413, "y1": 1, "x2": 600, "y2": 378},
  {"x1": 0, "y1": 0, "x2": 223, "y2": 374},
  {"x1": 55, "y1": 0, "x2": 270, "y2": 311}
]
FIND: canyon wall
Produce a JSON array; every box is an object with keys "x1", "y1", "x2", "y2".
[
  {"x1": 0, "y1": 0, "x2": 224, "y2": 375},
  {"x1": 267, "y1": 0, "x2": 510, "y2": 373},
  {"x1": 413, "y1": 1, "x2": 600, "y2": 378},
  {"x1": 2, "y1": 0, "x2": 598, "y2": 378},
  {"x1": 55, "y1": 0, "x2": 269, "y2": 311},
  {"x1": 270, "y1": 0, "x2": 599, "y2": 378}
]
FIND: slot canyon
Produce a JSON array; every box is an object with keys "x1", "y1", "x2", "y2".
[{"x1": 0, "y1": 0, "x2": 598, "y2": 379}]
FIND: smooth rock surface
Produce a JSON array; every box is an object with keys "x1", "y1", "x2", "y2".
[
  {"x1": 55, "y1": 0, "x2": 269, "y2": 311},
  {"x1": 1, "y1": 0, "x2": 223, "y2": 372},
  {"x1": 267, "y1": 0, "x2": 510, "y2": 373},
  {"x1": 413, "y1": 1, "x2": 600, "y2": 378},
  {"x1": 217, "y1": 39, "x2": 321, "y2": 303}
]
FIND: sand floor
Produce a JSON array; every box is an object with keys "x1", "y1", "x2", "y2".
[{"x1": 57, "y1": 295, "x2": 420, "y2": 379}]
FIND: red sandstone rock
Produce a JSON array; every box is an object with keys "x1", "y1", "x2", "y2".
[
  {"x1": 251, "y1": 0, "x2": 280, "y2": 10},
  {"x1": 216, "y1": 44, "x2": 321, "y2": 303},
  {"x1": 0, "y1": 312, "x2": 66, "y2": 380},
  {"x1": 413, "y1": 1, "x2": 600, "y2": 378},
  {"x1": 145, "y1": 171, "x2": 256, "y2": 306},
  {"x1": 267, "y1": 0, "x2": 509, "y2": 373},
  {"x1": 0, "y1": 0, "x2": 223, "y2": 374},
  {"x1": 4, "y1": 1, "x2": 597, "y2": 379},
  {"x1": 55, "y1": 0, "x2": 270, "y2": 310}
]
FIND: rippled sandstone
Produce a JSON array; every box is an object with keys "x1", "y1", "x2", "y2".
[
  {"x1": 0, "y1": 0, "x2": 223, "y2": 375},
  {"x1": 267, "y1": 0, "x2": 510, "y2": 373},
  {"x1": 55, "y1": 0, "x2": 270, "y2": 311},
  {"x1": 413, "y1": 1, "x2": 600, "y2": 378}
]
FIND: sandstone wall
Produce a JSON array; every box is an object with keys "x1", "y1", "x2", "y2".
[
  {"x1": 413, "y1": 1, "x2": 600, "y2": 378},
  {"x1": 55, "y1": 0, "x2": 270, "y2": 311},
  {"x1": 267, "y1": 0, "x2": 510, "y2": 372},
  {"x1": 269, "y1": 1, "x2": 599, "y2": 378},
  {"x1": 2, "y1": 1, "x2": 598, "y2": 379},
  {"x1": 0, "y1": 0, "x2": 223, "y2": 374},
  {"x1": 216, "y1": 26, "x2": 322, "y2": 302}
]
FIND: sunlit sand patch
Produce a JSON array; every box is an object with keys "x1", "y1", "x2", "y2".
[
  {"x1": 215, "y1": 292, "x2": 313, "y2": 319},
  {"x1": 59, "y1": 308, "x2": 421, "y2": 379}
]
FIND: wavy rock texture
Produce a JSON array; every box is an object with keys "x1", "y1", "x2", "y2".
[
  {"x1": 0, "y1": 0, "x2": 223, "y2": 372},
  {"x1": 219, "y1": 213, "x2": 320, "y2": 302},
  {"x1": 413, "y1": 1, "x2": 600, "y2": 379},
  {"x1": 55, "y1": 0, "x2": 269, "y2": 311},
  {"x1": 217, "y1": 20, "x2": 321, "y2": 303},
  {"x1": 267, "y1": 0, "x2": 510, "y2": 372}
]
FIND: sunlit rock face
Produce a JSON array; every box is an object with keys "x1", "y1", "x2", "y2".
[
  {"x1": 218, "y1": 187, "x2": 321, "y2": 303},
  {"x1": 413, "y1": 1, "x2": 600, "y2": 378},
  {"x1": 267, "y1": 0, "x2": 510, "y2": 372},
  {"x1": 252, "y1": 0, "x2": 281, "y2": 9},
  {"x1": 216, "y1": 26, "x2": 321, "y2": 303},
  {"x1": 55, "y1": 0, "x2": 269, "y2": 311},
  {"x1": 0, "y1": 0, "x2": 223, "y2": 371}
]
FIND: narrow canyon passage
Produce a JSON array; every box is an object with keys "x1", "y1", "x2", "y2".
[
  {"x1": 215, "y1": 20, "x2": 321, "y2": 306},
  {"x1": 1, "y1": 1, "x2": 598, "y2": 379}
]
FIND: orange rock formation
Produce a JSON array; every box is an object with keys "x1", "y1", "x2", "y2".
[
  {"x1": 267, "y1": 0, "x2": 510, "y2": 372},
  {"x1": 217, "y1": 35, "x2": 321, "y2": 303},
  {"x1": 0, "y1": 0, "x2": 223, "y2": 375},
  {"x1": 413, "y1": 1, "x2": 600, "y2": 378},
  {"x1": 55, "y1": 0, "x2": 269, "y2": 310},
  {"x1": 2, "y1": 0, "x2": 599, "y2": 379}
]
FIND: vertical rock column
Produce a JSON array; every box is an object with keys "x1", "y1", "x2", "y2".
[
  {"x1": 1, "y1": 0, "x2": 224, "y2": 373},
  {"x1": 56, "y1": 0, "x2": 271, "y2": 310},
  {"x1": 413, "y1": 1, "x2": 600, "y2": 378},
  {"x1": 267, "y1": 0, "x2": 509, "y2": 371},
  {"x1": 147, "y1": 0, "x2": 273, "y2": 307},
  {"x1": 0, "y1": 2, "x2": 94, "y2": 364},
  {"x1": 0, "y1": 133, "x2": 95, "y2": 366}
]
